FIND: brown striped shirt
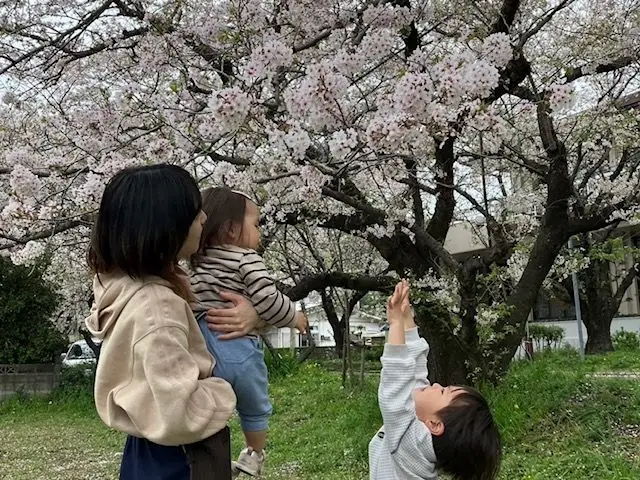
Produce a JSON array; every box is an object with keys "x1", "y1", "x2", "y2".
[{"x1": 190, "y1": 245, "x2": 296, "y2": 329}]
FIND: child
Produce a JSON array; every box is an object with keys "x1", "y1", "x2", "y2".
[
  {"x1": 369, "y1": 281, "x2": 501, "y2": 480},
  {"x1": 190, "y1": 187, "x2": 308, "y2": 477},
  {"x1": 85, "y1": 164, "x2": 260, "y2": 480}
]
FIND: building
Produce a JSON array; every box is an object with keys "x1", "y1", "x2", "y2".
[{"x1": 260, "y1": 294, "x2": 387, "y2": 349}]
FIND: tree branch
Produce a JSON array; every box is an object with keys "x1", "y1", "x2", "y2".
[
  {"x1": 491, "y1": 0, "x2": 522, "y2": 34},
  {"x1": 612, "y1": 262, "x2": 640, "y2": 308},
  {"x1": 408, "y1": 224, "x2": 459, "y2": 272},
  {"x1": 0, "y1": 217, "x2": 93, "y2": 250},
  {"x1": 565, "y1": 55, "x2": 639, "y2": 83},
  {"x1": 518, "y1": 0, "x2": 575, "y2": 48},
  {"x1": 0, "y1": 0, "x2": 115, "y2": 75},
  {"x1": 282, "y1": 272, "x2": 398, "y2": 301},
  {"x1": 426, "y1": 137, "x2": 456, "y2": 243}
]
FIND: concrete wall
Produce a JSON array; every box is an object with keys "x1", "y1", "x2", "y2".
[
  {"x1": 0, "y1": 364, "x2": 59, "y2": 400},
  {"x1": 535, "y1": 316, "x2": 640, "y2": 350}
]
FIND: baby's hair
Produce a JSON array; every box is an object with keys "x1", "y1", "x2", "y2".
[
  {"x1": 431, "y1": 386, "x2": 501, "y2": 480},
  {"x1": 192, "y1": 187, "x2": 253, "y2": 265}
]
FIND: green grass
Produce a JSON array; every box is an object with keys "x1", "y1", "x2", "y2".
[
  {"x1": 488, "y1": 350, "x2": 640, "y2": 479},
  {"x1": 2, "y1": 351, "x2": 640, "y2": 479}
]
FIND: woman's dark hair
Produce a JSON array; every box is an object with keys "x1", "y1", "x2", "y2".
[
  {"x1": 88, "y1": 164, "x2": 202, "y2": 301},
  {"x1": 191, "y1": 187, "x2": 248, "y2": 266},
  {"x1": 431, "y1": 386, "x2": 501, "y2": 480}
]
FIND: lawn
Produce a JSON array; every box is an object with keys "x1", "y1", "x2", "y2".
[{"x1": 2, "y1": 349, "x2": 640, "y2": 479}]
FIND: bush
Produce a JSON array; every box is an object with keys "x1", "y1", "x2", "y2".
[
  {"x1": 0, "y1": 256, "x2": 66, "y2": 364},
  {"x1": 264, "y1": 348, "x2": 300, "y2": 379},
  {"x1": 528, "y1": 324, "x2": 565, "y2": 351},
  {"x1": 363, "y1": 346, "x2": 384, "y2": 362},
  {"x1": 612, "y1": 328, "x2": 640, "y2": 351},
  {"x1": 51, "y1": 365, "x2": 95, "y2": 402}
]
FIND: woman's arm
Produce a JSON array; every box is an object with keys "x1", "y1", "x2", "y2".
[{"x1": 114, "y1": 325, "x2": 236, "y2": 446}]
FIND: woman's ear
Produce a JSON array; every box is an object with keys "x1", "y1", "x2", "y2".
[{"x1": 425, "y1": 419, "x2": 445, "y2": 436}]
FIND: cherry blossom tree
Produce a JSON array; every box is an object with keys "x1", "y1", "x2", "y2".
[{"x1": 1, "y1": 0, "x2": 639, "y2": 383}]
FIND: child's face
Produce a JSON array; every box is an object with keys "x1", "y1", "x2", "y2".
[
  {"x1": 413, "y1": 383, "x2": 464, "y2": 434},
  {"x1": 236, "y1": 200, "x2": 261, "y2": 250}
]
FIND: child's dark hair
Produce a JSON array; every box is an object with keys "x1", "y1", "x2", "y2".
[
  {"x1": 192, "y1": 187, "x2": 248, "y2": 265},
  {"x1": 432, "y1": 386, "x2": 501, "y2": 480},
  {"x1": 88, "y1": 164, "x2": 202, "y2": 301}
]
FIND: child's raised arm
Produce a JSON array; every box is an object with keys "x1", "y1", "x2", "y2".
[
  {"x1": 387, "y1": 281, "x2": 430, "y2": 388},
  {"x1": 377, "y1": 281, "x2": 431, "y2": 451}
]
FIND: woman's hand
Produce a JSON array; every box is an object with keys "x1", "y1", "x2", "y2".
[{"x1": 205, "y1": 291, "x2": 261, "y2": 340}]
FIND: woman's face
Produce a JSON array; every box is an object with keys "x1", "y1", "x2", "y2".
[{"x1": 178, "y1": 210, "x2": 207, "y2": 260}]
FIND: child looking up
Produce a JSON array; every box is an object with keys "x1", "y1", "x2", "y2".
[{"x1": 369, "y1": 280, "x2": 501, "y2": 480}]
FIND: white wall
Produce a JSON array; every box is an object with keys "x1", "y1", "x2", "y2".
[{"x1": 514, "y1": 316, "x2": 640, "y2": 358}]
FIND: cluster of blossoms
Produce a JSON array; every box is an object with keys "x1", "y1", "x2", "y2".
[
  {"x1": 362, "y1": 4, "x2": 413, "y2": 29},
  {"x1": 242, "y1": 38, "x2": 294, "y2": 82},
  {"x1": 205, "y1": 87, "x2": 252, "y2": 135},
  {"x1": 548, "y1": 83, "x2": 575, "y2": 112},
  {"x1": 475, "y1": 304, "x2": 502, "y2": 328},
  {"x1": 328, "y1": 129, "x2": 358, "y2": 160},
  {"x1": 9, "y1": 240, "x2": 46, "y2": 266},
  {"x1": 9, "y1": 164, "x2": 42, "y2": 201},
  {"x1": 413, "y1": 271, "x2": 460, "y2": 314},
  {"x1": 545, "y1": 252, "x2": 591, "y2": 286},
  {"x1": 284, "y1": 62, "x2": 350, "y2": 130}
]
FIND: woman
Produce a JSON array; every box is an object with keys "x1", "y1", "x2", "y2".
[{"x1": 85, "y1": 164, "x2": 260, "y2": 479}]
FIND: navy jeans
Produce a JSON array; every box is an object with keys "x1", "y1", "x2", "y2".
[{"x1": 120, "y1": 436, "x2": 189, "y2": 480}]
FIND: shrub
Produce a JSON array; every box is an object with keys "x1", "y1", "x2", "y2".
[
  {"x1": 363, "y1": 346, "x2": 384, "y2": 362},
  {"x1": 528, "y1": 324, "x2": 565, "y2": 351},
  {"x1": 52, "y1": 364, "x2": 95, "y2": 402},
  {"x1": 612, "y1": 328, "x2": 640, "y2": 351},
  {"x1": 264, "y1": 348, "x2": 300, "y2": 379}
]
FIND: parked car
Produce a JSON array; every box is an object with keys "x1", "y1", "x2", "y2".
[
  {"x1": 60, "y1": 340, "x2": 99, "y2": 368},
  {"x1": 361, "y1": 331, "x2": 386, "y2": 346}
]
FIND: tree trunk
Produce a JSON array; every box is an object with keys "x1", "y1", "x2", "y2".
[
  {"x1": 334, "y1": 325, "x2": 345, "y2": 358},
  {"x1": 585, "y1": 318, "x2": 614, "y2": 354},
  {"x1": 497, "y1": 226, "x2": 568, "y2": 373},
  {"x1": 415, "y1": 305, "x2": 470, "y2": 385},
  {"x1": 319, "y1": 289, "x2": 346, "y2": 358},
  {"x1": 426, "y1": 339, "x2": 469, "y2": 385},
  {"x1": 79, "y1": 327, "x2": 101, "y2": 362}
]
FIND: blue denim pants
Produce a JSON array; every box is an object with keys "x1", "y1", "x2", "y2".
[{"x1": 198, "y1": 316, "x2": 272, "y2": 432}]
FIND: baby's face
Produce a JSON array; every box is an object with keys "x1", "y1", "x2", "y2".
[
  {"x1": 237, "y1": 200, "x2": 261, "y2": 250},
  {"x1": 413, "y1": 383, "x2": 464, "y2": 424}
]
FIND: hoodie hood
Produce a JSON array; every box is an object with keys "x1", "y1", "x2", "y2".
[{"x1": 85, "y1": 272, "x2": 168, "y2": 339}]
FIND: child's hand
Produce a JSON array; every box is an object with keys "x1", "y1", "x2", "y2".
[
  {"x1": 294, "y1": 311, "x2": 309, "y2": 334},
  {"x1": 387, "y1": 280, "x2": 413, "y2": 326}
]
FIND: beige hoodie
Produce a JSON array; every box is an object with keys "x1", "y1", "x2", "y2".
[{"x1": 85, "y1": 271, "x2": 236, "y2": 446}]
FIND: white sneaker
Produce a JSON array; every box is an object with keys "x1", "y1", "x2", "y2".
[{"x1": 233, "y1": 448, "x2": 265, "y2": 477}]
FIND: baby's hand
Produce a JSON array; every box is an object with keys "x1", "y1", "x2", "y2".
[
  {"x1": 387, "y1": 280, "x2": 412, "y2": 326},
  {"x1": 294, "y1": 311, "x2": 309, "y2": 334}
]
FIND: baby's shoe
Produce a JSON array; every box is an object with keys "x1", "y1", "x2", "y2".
[{"x1": 233, "y1": 448, "x2": 265, "y2": 477}]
